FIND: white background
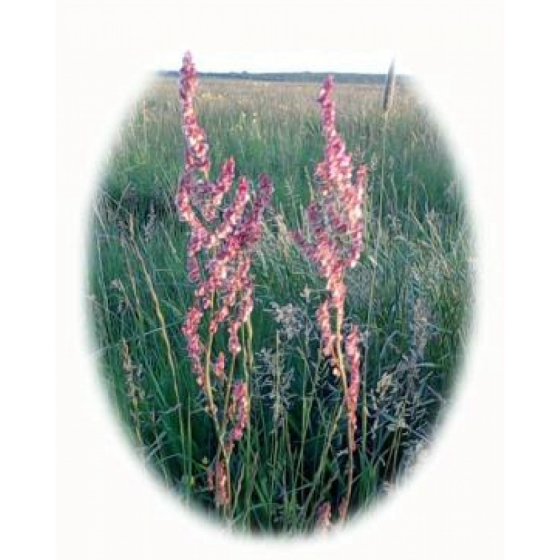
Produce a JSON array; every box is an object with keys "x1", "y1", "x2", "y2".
[{"x1": 56, "y1": 0, "x2": 506, "y2": 558}]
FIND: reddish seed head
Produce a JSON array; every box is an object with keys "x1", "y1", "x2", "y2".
[
  {"x1": 182, "y1": 306, "x2": 205, "y2": 389},
  {"x1": 176, "y1": 52, "x2": 274, "y2": 402},
  {"x1": 228, "y1": 323, "x2": 241, "y2": 355},
  {"x1": 317, "y1": 300, "x2": 335, "y2": 358},
  {"x1": 214, "y1": 460, "x2": 230, "y2": 506},
  {"x1": 229, "y1": 381, "x2": 249, "y2": 442},
  {"x1": 213, "y1": 352, "x2": 226, "y2": 380},
  {"x1": 345, "y1": 325, "x2": 361, "y2": 447},
  {"x1": 179, "y1": 53, "x2": 210, "y2": 176},
  {"x1": 292, "y1": 77, "x2": 367, "y2": 468},
  {"x1": 292, "y1": 75, "x2": 368, "y2": 303}
]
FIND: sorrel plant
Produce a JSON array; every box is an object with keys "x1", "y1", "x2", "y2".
[
  {"x1": 292, "y1": 75, "x2": 368, "y2": 519},
  {"x1": 177, "y1": 52, "x2": 273, "y2": 509}
]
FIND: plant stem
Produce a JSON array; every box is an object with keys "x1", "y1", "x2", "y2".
[
  {"x1": 334, "y1": 303, "x2": 354, "y2": 521},
  {"x1": 130, "y1": 231, "x2": 187, "y2": 475},
  {"x1": 203, "y1": 292, "x2": 232, "y2": 514},
  {"x1": 362, "y1": 114, "x2": 389, "y2": 459}
]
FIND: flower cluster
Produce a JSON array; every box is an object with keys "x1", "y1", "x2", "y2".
[
  {"x1": 177, "y1": 52, "x2": 273, "y2": 396},
  {"x1": 206, "y1": 458, "x2": 232, "y2": 506},
  {"x1": 345, "y1": 325, "x2": 361, "y2": 450},
  {"x1": 214, "y1": 460, "x2": 230, "y2": 507},
  {"x1": 317, "y1": 299, "x2": 335, "y2": 360},
  {"x1": 229, "y1": 381, "x2": 249, "y2": 444},
  {"x1": 213, "y1": 351, "x2": 226, "y2": 380},
  {"x1": 293, "y1": 76, "x2": 367, "y2": 317},
  {"x1": 293, "y1": 75, "x2": 365, "y2": 418},
  {"x1": 182, "y1": 306, "x2": 204, "y2": 388}
]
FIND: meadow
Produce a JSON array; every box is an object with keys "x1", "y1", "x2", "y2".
[{"x1": 89, "y1": 72, "x2": 472, "y2": 533}]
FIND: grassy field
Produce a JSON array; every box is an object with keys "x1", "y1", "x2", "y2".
[{"x1": 89, "y1": 74, "x2": 472, "y2": 533}]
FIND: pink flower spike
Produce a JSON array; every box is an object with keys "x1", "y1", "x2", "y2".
[
  {"x1": 182, "y1": 306, "x2": 205, "y2": 389},
  {"x1": 179, "y1": 53, "x2": 210, "y2": 177},
  {"x1": 230, "y1": 381, "x2": 249, "y2": 442},
  {"x1": 176, "y1": 52, "x2": 273, "y2": 433},
  {"x1": 214, "y1": 460, "x2": 230, "y2": 506},
  {"x1": 317, "y1": 300, "x2": 334, "y2": 358},
  {"x1": 213, "y1": 352, "x2": 226, "y2": 380},
  {"x1": 345, "y1": 325, "x2": 361, "y2": 449},
  {"x1": 228, "y1": 322, "x2": 242, "y2": 356}
]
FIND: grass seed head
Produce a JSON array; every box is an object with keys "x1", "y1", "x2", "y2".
[{"x1": 383, "y1": 59, "x2": 397, "y2": 114}]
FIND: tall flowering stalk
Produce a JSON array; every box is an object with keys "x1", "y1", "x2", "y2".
[
  {"x1": 176, "y1": 52, "x2": 273, "y2": 509},
  {"x1": 293, "y1": 75, "x2": 367, "y2": 520}
]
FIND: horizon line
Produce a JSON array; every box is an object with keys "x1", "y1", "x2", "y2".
[{"x1": 157, "y1": 69, "x2": 413, "y2": 78}]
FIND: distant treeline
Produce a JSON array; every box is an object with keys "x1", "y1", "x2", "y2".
[{"x1": 158, "y1": 70, "x2": 412, "y2": 86}]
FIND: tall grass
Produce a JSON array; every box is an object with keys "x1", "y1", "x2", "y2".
[{"x1": 88, "y1": 72, "x2": 472, "y2": 534}]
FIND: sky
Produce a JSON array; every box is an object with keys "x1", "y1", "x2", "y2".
[{"x1": 156, "y1": 48, "x2": 405, "y2": 75}]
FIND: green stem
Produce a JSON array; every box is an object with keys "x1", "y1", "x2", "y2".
[
  {"x1": 301, "y1": 301, "x2": 355, "y2": 521},
  {"x1": 130, "y1": 234, "x2": 187, "y2": 476},
  {"x1": 203, "y1": 292, "x2": 232, "y2": 514},
  {"x1": 334, "y1": 304, "x2": 354, "y2": 521},
  {"x1": 362, "y1": 114, "x2": 388, "y2": 459}
]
